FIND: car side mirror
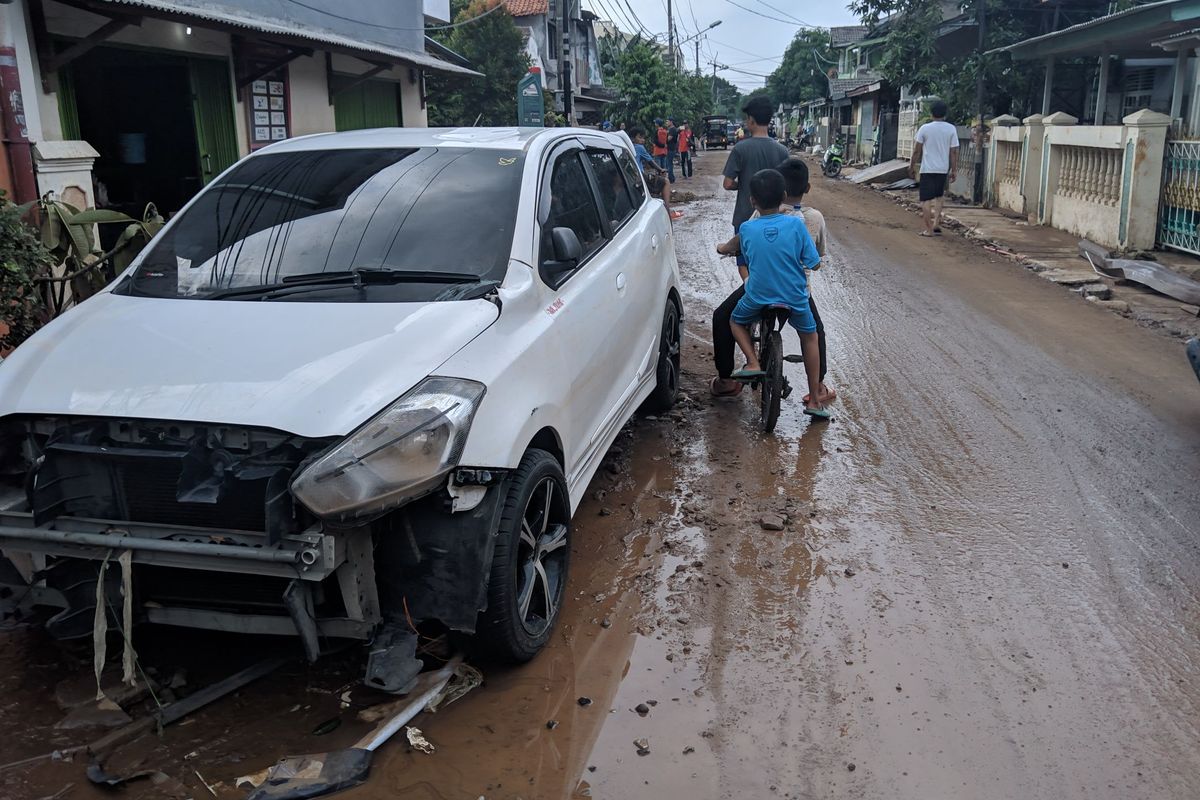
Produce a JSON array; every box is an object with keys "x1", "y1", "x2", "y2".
[
  {"x1": 551, "y1": 227, "x2": 582, "y2": 264},
  {"x1": 542, "y1": 227, "x2": 583, "y2": 286}
]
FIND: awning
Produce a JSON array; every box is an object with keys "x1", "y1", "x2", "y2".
[
  {"x1": 993, "y1": 0, "x2": 1200, "y2": 60},
  {"x1": 74, "y1": 0, "x2": 482, "y2": 76}
]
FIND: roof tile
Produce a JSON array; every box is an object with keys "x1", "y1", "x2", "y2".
[{"x1": 504, "y1": 0, "x2": 549, "y2": 16}]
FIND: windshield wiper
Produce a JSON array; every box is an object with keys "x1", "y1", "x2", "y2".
[{"x1": 207, "y1": 269, "x2": 480, "y2": 300}]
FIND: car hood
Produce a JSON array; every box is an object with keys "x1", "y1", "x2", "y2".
[{"x1": 0, "y1": 294, "x2": 500, "y2": 438}]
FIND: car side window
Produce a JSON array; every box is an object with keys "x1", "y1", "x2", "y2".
[
  {"x1": 541, "y1": 152, "x2": 605, "y2": 268},
  {"x1": 586, "y1": 149, "x2": 634, "y2": 229},
  {"x1": 617, "y1": 150, "x2": 647, "y2": 206}
]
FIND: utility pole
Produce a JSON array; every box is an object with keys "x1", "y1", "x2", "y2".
[
  {"x1": 561, "y1": 0, "x2": 572, "y2": 124},
  {"x1": 972, "y1": 0, "x2": 987, "y2": 204},
  {"x1": 696, "y1": 38, "x2": 701, "y2": 77},
  {"x1": 667, "y1": 0, "x2": 674, "y2": 69}
]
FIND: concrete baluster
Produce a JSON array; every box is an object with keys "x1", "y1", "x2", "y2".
[
  {"x1": 1039, "y1": 112, "x2": 1077, "y2": 225},
  {"x1": 1022, "y1": 114, "x2": 1045, "y2": 220},
  {"x1": 1119, "y1": 109, "x2": 1172, "y2": 250}
]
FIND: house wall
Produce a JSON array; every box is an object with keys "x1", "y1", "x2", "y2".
[{"x1": 289, "y1": 53, "x2": 336, "y2": 136}]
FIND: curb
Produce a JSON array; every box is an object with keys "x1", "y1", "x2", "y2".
[{"x1": 868, "y1": 184, "x2": 1200, "y2": 341}]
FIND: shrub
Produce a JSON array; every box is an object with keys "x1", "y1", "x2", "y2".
[{"x1": 0, "y1": 194, "x2": 53, "y2": 352}]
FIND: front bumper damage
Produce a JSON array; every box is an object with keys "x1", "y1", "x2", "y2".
[{"x1": 0, "y1": 415, "x2": 506, "y2": 692}]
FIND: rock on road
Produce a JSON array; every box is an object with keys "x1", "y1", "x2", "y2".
[{"x1": 3, "y1": 150, "x2": 1200, "y2": 800}]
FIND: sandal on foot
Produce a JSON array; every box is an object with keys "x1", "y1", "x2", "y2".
[
  {"x1": 804, "y1": 404, "x2": 833, "y2": 420},
  {"x1": 918, "y1": 230, "x2": 934, "y2": 237},
  {"x1": 731, "y1": 368, "x2": 764, "y2": 379},
  {"x1": 710, "y1": 377, "x2": 744, "y2": 397}
]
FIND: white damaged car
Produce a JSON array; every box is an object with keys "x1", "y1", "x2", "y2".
[{"x1": 0, "y1": 127, "x2": 681, "y2": 689}]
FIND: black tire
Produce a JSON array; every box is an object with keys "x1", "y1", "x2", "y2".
[
  {"x1": 475, "y1": 449, "x2": 570, "y2": 662},
  {"x1": 760, "y1": 330, "x2": 783, "y2": 433},
  {"x1": 825, "y1": 162, "x2": 842, "y2": 178},
  {"x1": 643, "y1": 300, "x2": 681, "y2": 413}
]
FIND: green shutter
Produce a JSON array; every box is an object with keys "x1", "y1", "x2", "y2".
[
  {"x1": 334, "y1": 81, "x2": 400, "y2": 131},
  {"x1": 189, "y1": 58, "x2": 240, "y2": 184},
  {"x1": 57, "y1": 66, "x2": 82, "y2": 141}
]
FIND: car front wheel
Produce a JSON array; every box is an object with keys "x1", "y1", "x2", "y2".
[{"x1": 476, "y1": 449, "x2": 570, "y2": 662}]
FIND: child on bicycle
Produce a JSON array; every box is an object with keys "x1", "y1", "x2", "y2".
[
  {"x1": 729, "y1": 169, "x2": 828, "y2": 418},
  {"x1": 716, "y1": 157, "x2": 834, "y2": 405}
]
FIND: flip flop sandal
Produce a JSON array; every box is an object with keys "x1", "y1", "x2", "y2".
[
  {"x1": 709, "y1": 377, "x2": 744, "y2": 397},
  {"x1": 804, "y1": 405, "x2": 833, "y2": 420},
  {"x1": 918, "y1": 230, "x2": 934, "y2": 237},
  {"x1": 731, "y1": 368, "x2": 765, "y2": 379}
]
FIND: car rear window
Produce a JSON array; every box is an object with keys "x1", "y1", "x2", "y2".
[{"x1": 123, "y1": 147, "x2": 524, "y2": 299}]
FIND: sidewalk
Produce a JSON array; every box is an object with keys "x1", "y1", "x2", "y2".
[{"x1": 860, "y1": 178, "x2": 1200, "y2": 341}]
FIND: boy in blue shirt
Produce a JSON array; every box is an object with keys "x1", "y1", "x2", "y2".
[{"x1": 730, "y1": 168, "x2": 827, "y2": 418}]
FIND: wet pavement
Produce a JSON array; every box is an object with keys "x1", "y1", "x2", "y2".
[{"x1": 3, "y1": 151, "x2": 1200, "y2": 800}]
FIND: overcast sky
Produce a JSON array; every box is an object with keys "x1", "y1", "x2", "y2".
[{"x1": 581, "y1": 0, "x2": 861, "y2": 92}]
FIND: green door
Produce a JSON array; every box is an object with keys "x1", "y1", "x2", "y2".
[
  {"x1": 334, "y1": 81, "x2": 401, "y2": 131},
  {"x1": 189, "y1": 58, "x2": 240, "y2": 184}
]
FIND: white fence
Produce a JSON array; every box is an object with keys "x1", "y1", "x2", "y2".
[
  {"x1": 985, "y1": 110, "x2": 1172, "y2": 251},
  {"x1": 897, "y1": 107, "x2": 918, "y2": 160}
]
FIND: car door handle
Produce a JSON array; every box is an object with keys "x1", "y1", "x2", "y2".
[{"x1": 616, "y1": 273, "x2": 627, "y2": 291}]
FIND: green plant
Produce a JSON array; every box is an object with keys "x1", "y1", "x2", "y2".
[
  {"x1": 36, "y1": 198, "x2": 164, "y2": 316},
  {"x1": 0, "y1": 193, "x2": 53, "y2": 351}
]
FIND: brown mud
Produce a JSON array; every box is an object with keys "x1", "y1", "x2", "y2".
[{"x1": 3, "y1": 151, "x2": 1200, "y2": 800}]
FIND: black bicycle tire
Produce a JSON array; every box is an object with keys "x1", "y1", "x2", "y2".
[{"x1": 761, "y1": 330, "x2": 783, "y2": 433}]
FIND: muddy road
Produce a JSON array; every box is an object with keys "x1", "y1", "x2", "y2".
[{"x1": 4, "y1": 151, "x2": 1200, "y2": 800}]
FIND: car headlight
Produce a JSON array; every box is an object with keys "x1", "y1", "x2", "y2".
[{"x1": 292, "y1": 377, "x2": 486, "y2": 521}]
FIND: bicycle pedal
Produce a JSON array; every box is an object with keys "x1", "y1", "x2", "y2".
[
  {"x1": 783, "y1": 355, "x2": 804, "y2": 363},
  {"x1": 782, "y1": 382, "x2": 793, "y2": 400}
]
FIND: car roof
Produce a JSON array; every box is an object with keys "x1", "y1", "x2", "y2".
[{"x1": 254, "y1": 127, "x2": 627, "y2": 155}]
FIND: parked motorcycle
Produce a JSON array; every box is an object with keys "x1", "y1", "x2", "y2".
[{"x1": 822, "y1": 138, "x2": 844, "y2": 178}]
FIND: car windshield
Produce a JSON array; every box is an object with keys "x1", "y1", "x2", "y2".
[{"x1": 119, "y1": 147, "x2": 524, "y2": 301}]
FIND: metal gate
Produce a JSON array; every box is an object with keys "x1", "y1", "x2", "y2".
[
  {"x1": 1159, "y1": 138, "x2": 1200, "y2": 256},
  {"x1": 897, "y1": 106, "x2": 919, "y2": 159}
]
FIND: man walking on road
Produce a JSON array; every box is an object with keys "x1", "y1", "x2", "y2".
[
  {"x1": 908, "y1": 100, "x2": 958, "y2": 237},
  {"x1": 722, "y1": 96, "x2": 789, "y2": 277},
  {"x1": 678, "y1": 123, "x2": 694, "y2": 179}
]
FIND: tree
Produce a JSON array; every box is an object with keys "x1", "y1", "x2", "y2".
[
  {"x1": 711, "y1": 76, "x2": 742, "y2": 117},
  {"x1": 766, "y1": 29, "x2": 835, "y2": 105},
  {"x1": 847, "y1": 0, "x2": 1114, "y2": 121},
  {"x1": 606, "y1": 38, "x2": 676, "y2": 129},
  {"x1": 428, "y1": 0, "x2": 530, "y2": 126}
]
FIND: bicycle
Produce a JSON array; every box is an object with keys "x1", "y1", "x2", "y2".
[{"x1": 737, "y1": 305, "x2": 801, "y2": 433}]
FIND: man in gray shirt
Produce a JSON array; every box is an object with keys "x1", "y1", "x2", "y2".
[{"x1": 723, "y1": 96, "x2": 789, "y2": 275}]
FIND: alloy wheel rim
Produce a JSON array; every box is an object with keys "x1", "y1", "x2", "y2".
[
  {"x1": 515, "y1": 477, "x2": 568, "y2": 636},
  {"x1": 663, "y1": 308, "x2": 681, "y2": 392}
]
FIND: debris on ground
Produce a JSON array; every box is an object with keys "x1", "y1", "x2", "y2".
[
  {"x1": 406, "y1": 727, "x2": 435, "y2": 754},
  {"x1": 312, "y1": 718, "x2": 341, "y2": 736},
  {"x1": 577, "y1": 697, "x2": 593, "y2": 707},
  {"x1": 759, "y1": 514, "x2": 785, "y2": 531},
  {"x1": 633, "y1": 738, "x2": 651, "y2": 756},
  {"x1": 634, "y1": 703, "x2": 650, "y2": 716},
  {"x1": 1080, "y1": 239, "x2": 1200, "y2": 306},
  {"x1": 245, "y1": 658, "x2": 461, "y2": 800}
]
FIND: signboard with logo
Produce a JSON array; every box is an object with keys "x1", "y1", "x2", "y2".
[
  {"x1": 518, "y1": 68, "x2": 544, "y2": 127},
  {"x1": 246, "y1": 70, "x2": 290, "y2": 150}
]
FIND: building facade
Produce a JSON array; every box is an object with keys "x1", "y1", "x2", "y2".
[
  {"x1": 0, "y1": 0, "x2": 476, "y2": 212},
  {"x1": 505, "y1": 0, "x2": 608, "y2": 125}
]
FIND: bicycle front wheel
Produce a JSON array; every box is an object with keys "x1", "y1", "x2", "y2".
[{"x1": 760, "y1": 330, "x2": 783, "y2": 433}]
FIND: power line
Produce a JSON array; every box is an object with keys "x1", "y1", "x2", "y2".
[
  {"x1": 722, "y1": 0, "x2": 807, "y2": 27},
  {"x1": 279, "y1": 0, "x2": 504, "y2": 31},
  {"x1": 752, "y1": 0, "x2": 813, "y2": 26}
]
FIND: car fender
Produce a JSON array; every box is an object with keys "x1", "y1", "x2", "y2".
[{"x1": 442, "y1": 261, "x2": 570, "y2": 473}]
